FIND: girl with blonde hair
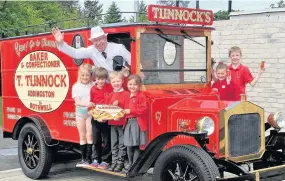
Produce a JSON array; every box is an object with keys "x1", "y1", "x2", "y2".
[{"x1": 72, "y1": 64, "x2": 95, "y2": 167}]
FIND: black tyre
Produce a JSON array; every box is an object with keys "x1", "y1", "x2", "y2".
[
  {"x1": 153, "y1": 145, "x2": 220, "y2": 181},
  {"x1": 18, "y1": 123, "x2": 53, "y2": 179}
]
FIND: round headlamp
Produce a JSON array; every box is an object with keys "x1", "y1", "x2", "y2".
[
  {"x1": 268, "y1": 112, "x2": 285, "y2": 129},
  {"x1": 196, "y1": 117, "x2": 215, "y2": 135}
]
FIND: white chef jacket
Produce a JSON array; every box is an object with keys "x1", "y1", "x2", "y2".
[{"x1": 58, "y1": 41, "x2": 131, "y2": 73}]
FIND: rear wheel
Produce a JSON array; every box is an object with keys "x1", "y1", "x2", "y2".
[
  {"x1": 153, "y1": 145, "x2": 220, "y2": 181},
  {"x1": 18, "y1": 123, "x2": 53, "y2": 179}
]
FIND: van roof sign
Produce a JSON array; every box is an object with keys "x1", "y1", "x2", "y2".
[{"x1": 147, "y1": 5, "x2": 214, "y2": 26}]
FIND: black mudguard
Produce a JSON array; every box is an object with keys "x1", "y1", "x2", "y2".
[
  {"x1": 127, "y1": 131, "x2": 208, "y2": 177},
  {"x1": 266, "y1": 130, "x2": 285, "y2": 150},
  {"x1": 12, "y1": 115, "x2": 54, "y2": 145}
]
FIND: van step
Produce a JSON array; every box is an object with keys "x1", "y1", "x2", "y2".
[{"x1": 78, "y1": 165, "x2": 126, "y2": 177}]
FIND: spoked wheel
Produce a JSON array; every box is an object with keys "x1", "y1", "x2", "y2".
[
  {"x1": 18, "y1": 123, "x2": 53, "y2": 179},
  {"x1": 165, "y1": 162, "x2": 199, "y2": 181},
  {"x1": 153, "y1": 145, "x2": 220, "y2": 181},
  {"x1": 22, "y1": 132, "x2": 40, "y2": 169}
]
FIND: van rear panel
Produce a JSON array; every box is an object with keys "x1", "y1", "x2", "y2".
[{"x1": 1, "y1": 30, "x2": 91, "y2": 143}]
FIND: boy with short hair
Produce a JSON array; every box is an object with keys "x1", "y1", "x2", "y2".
[
  {"x1": 227, "y1": 46, "x2": 265, "y2": 100},
  {"x1": 105, "y1": 71, "x2": 129, "y2": 172},
  {"x1": 212, "y1": 63, "x2": 238, "y2": 101},
  {"x1": 90, "y1": 67, "x2": 113, "y2": 169}
]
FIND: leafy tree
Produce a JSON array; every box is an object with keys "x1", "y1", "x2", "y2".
[
  {"x1": 59, "y1": 1, "x2": 80, "y2": 15},
  {"x1": 19, "y1": 1, "x2": 82, "y2": 30},
  {"x1": 270, "y1": 0, "x2": 285, "y2": 8},
  {"x1": 138, "y1": 0, "x2": 148, "y2": 22},
  {"x1": 0, "y1": 1, "x2": 45, "y2": 37},
  {"x1": 214, "y1": 9, "x2": 240, "y2": 21},
  {"x1": 0, "y1": 1, "x2": 84, "y2": 37},
  {"x1": 129, "y1": 0, "x2": 148, "y2": 22},
  {"x1": 57, "y1": 1, "x2": 84, "y2": 28},
  {"x1": 29, "y1": 1, "x2": 62, "y2": 22},
  {"x1": 214, "y1": 10, "x2": 229, "y2": 21},
  {"x1": 83, "y1": 0, "x2": 103, "y2": 26},
  {"x1": 156, "y1": 0, "x2": 190, "y2": 7},
  {"x1": 104, "y1": 1, "x2": 122, "y2": 23}
]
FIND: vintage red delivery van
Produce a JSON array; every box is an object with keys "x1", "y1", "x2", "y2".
[{"x1": 2, "y1": 5, "x2": 285, "y2": 181}]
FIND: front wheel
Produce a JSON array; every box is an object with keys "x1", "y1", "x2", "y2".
[
  {"x1": 18, "y1": 123, "x2": 53, "y2": 179},
  {"x1": 153, "y1": 145, "x2": 220, "y2": 181}
]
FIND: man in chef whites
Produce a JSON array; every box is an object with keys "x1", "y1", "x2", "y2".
[{"x1": 51, "y1": 26, "x2": 131, "y2": 73}]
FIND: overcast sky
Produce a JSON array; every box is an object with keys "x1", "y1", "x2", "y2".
[{"x1": 80, "y1": 0, "x2": 280, "y2": 19}]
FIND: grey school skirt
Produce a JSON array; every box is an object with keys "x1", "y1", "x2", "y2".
[{"x1": 124, "y1": 118, "x2": 146, "y2": 147}]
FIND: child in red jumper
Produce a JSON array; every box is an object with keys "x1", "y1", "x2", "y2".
[
  {"x1": 212, "y1": 63, "x2": 238, "y2": 101},
  {"x1": 123, "y1": 75, "x2": 147, "y2": 173},
  {"x1": 105, "y1": 71, "x2": 129, "y2": 172},
  {"x1": 90, "y1": 67, "x2": 113, "y2": 169}
]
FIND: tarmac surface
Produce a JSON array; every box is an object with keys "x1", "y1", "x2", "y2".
[
  {"x1": 0, "y1": 168, "x2": 153, "y2": 181},
  {"x1": 0, "y1": 129, "x2": 19, "y2": 171}
]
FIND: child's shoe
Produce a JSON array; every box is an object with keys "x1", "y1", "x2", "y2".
[
  {"x1": 98, "y1": 162, "x2": 109, "y2": 169},
  {"x1": 90, "y1": 159, "x2": 99, "y2": 167},
  {"x1": 122, "y1": 164, "x2": 131, "y2": 173},
  {"x1": 114, "y1": 163, "x2": 124, "y2": 172},
  {"x1": 77, "y1": 144, "x2": 87, "y2": 167},
  {"x1": 76, "y1": 159, "x2": 89, "y2": 167},
  {"x1": 106, "y1": 162, "x2": 117, "y2": 171}
]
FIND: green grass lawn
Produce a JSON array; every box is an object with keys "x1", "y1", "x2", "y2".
[{"x1": 0, "y1": 97, "x2": 2, "y2": 127}]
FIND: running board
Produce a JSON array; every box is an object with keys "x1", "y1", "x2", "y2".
[{"x1": 78, "y1": 165, "x2": 127, "y2": 177}]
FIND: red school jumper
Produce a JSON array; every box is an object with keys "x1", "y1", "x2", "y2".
[
  {"x1": 90, "y1": 83, "x2": 113, "y2": 104},
  {"x1": 90, "y1": 76, "x2": 128, "y2": 104},
  {"x1": 228, "y1": 64, "x2": 254, "y2": 100},
  {"x1": 212, "y1": 79, "x2": 238, "y2": 101},
  {"x1": 105, "y1": 90, "x2": 129, "y2": 125},
  {"x1": 124, "y1": 91, "x2": 148, "y2": 132}
]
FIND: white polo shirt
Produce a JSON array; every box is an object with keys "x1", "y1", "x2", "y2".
[
  {"x1": 72, "y1": 82, "x2": 94, "y2": 102},
  {"x1": 72, "y1": 82, "x2": 95, "y2": 116},
  {"x1": 58, "y1": 41, "x2": 131, "y2": 73}
]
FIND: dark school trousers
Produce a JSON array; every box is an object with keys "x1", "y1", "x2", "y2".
[
  {"x1": 110, "y1": 125, "x2": 126, "y2": 165},
  {"x1": 91, "y1": 119, "x2": 111, "y2": 163}
]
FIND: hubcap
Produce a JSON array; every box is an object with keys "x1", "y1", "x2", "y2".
[
  {"x1": 22, "y1": 133, "x2": 40, "y2": 169},
  {"x1": 26, "y1": 148, "x2": 33, "y2": 155}
]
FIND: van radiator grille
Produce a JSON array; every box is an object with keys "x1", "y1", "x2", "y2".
[{"x1": 228, "y1": 113, "x2": 261, "y2": 157}]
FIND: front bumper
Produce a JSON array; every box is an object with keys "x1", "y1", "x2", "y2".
[{"x1": 217, "y1": 164, "x2": 285, "y2": 181}]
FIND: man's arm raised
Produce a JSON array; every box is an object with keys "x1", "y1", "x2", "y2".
[{"x1": 51, "y1": 27, "x2": 90, "y2": 59}]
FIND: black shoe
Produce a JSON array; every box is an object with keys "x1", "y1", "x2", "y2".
[
  {"x1": 106, "y1": 163, "x2": 116, "y2": 171},
  {"x1": 114, "y1": 163, "x2": 124, "y2": 172}
]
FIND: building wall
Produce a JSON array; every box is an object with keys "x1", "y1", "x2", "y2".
[
  {"x1": 211, "y1": 16, "x2": 285, "y2": 116},
  {"x1": 230, "y1": 8, "x2": 285, "y2": 20}
]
